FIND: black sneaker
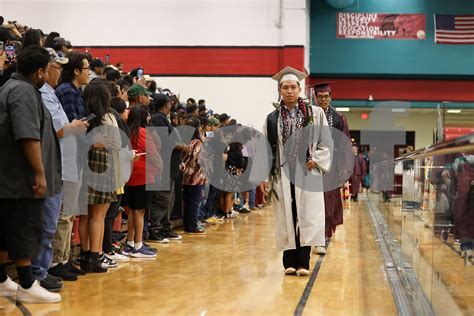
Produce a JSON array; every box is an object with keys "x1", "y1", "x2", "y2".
[
  {"x1": 160, "y1": 230, "x2": 183, "y2": 241},
  {"x1": 146, "y1": 230, "x2": 170, "y2": 244},
  {"x1": 48, "y1": 263, "x2": 78, "y2": 281},
  {"x1": 238, "y1": 207, "x2": 251, "y2": 214},
  {"x1": 46, "y1": 273, "x2": 63, "y2": 284},
  {"x1": 40, "y1": 274, "x2": 63, "y2": 292},
  {"x1": 65, "y1": 261, "x2": 86, "y2": 276}
]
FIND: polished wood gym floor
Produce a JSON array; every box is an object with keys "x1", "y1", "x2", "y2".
[{"x1": 1, "y1": 198, "x2": 397, "y2": 315}]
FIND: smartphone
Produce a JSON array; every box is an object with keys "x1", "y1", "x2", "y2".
[
  {"x1": 105, "y1": 54, "x2": 110, "y2": 64},
  {"x1": 205, "y1": 131, "x2": 214, "y2": 138},
  {"x1": 136, "y1": 68, "x2": 144, "y2": 79},
  {"x1": 0, "y1": 41, "x2": 4, "y2": 55},
  {"x1": 80, "y1": 113, "x2": 97, "y2": 122},
  {"x1": 5, "y1": 44, "x2": 15, "y2": 64}
]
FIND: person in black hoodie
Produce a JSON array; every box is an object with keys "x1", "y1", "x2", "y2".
[{"x1": 149, "y1": 94, "x2": 189, "y2": 242}]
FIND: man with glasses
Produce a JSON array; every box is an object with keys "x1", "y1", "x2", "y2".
[{"x1": 313, "y1": 82, "x2": 350, "y2": 255}]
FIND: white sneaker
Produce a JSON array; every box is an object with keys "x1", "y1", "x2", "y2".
[
  {"x1": 105, "y1": 252, "x2": 130, "y2": 262},
  {"x1": 226, "y1": 210, "x2": 239, "y2": 219},
  {"x1": 284, "y1": 267, "x2": 296, "y2": 275},
  {"x1": 314, "y1": 246, "x2": 327, "y2": 255},
  {"x1": 16, "y1": 281, "x2": 61, "y2": 303},
  {"x1": 0, "y1": 277, "x2": 18, "y2": 297},
  {"x1": 296, "y1": 268, "x2": 310, "y2": 276}
]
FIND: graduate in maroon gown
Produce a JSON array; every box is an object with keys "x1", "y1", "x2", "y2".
[
  {"x1": 452, "y1": 155, "x2": 474, "y2": 259},
  {"x1": 351, "y1": 144, "x2": 367, "y2": 202},
  {"x1": 313, "y1": 82, "x2": 350, "y2": 254}
]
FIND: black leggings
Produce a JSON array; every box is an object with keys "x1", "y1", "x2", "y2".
[{"x1": 102, "y1": 195, "x2": 122, "y2": 254}]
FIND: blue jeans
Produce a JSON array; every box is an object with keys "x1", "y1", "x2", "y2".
[
  {"x1": 183, "y1": 185, "x2": 204, "y2": 232},
  {"x1": 32, "y1": 191, "x2": 62, "y2": 281},
  {"x1": 249, "y1": 188, "x2": 257, "y2": 208},
  {"x1": 202, "y1": 185, "x2": 219, "y2": 219}
]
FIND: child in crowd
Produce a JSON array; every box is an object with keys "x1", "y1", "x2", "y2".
[
  {"x1": 180, "y1": 117, "x2": 208, "y2": 234},
  {"x1": 122, "y1": 105, "x2": 161, "y2": 258}
]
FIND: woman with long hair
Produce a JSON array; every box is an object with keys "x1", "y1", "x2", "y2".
[
  {"x1": 21, "y1": 29, "x2": 44, "y2": 48},
  {"x1": 121, "y1": 105, "x2": 160, "y2": 257},
  {"x1": 80, "y1": 80, "x2": 122, "y2": 272}
]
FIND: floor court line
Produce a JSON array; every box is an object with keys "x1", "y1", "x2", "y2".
[
  {"x1": 7, "y1": 296, "x2": 31, "y2": 316},
  {"x1": 294, "y1": 240, "x2": 330, "y2": 316}
]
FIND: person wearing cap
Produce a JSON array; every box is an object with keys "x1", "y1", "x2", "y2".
[
  {"x1": 148, "y1": 93, "x2": 188, "y2": 242},
  {"x1": 312, "y1": 82, "x2": 350, "y2": 255},
  {"x1": 266, "y1": 66, "x2": 333, "y2": 277},
  {"x1": 128, "y1": 84, "x2": 151, "y2": 107},
  {"x1": 34, "y1": 48, "x2": 89, "y2": 290},
  {"x1": 52, "y1": 37, "x2": 68, "y2": 57},
  {"x1": 89, "y1": 58, "x2": 105, "y2": 82},
  {"x1": 53, "y1": 51, "x2": 91, "y2": 280},
  {"x1": 209, "y1": 116, "x2": 219, "y2": 128}
]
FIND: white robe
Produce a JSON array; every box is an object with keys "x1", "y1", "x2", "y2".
[{"x1": 270, "y1": 106, "x2": 333, "y2": 251}]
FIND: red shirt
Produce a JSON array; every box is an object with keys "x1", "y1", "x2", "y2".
[{"x1": 127, "y1": 128, "x2": 160, "y2": 186}]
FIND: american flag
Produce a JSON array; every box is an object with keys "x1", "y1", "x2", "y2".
[{"x1": 434, "y1": 14, "x2": 474, "y2": 44}]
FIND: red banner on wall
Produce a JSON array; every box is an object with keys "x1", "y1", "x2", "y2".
[{"x1": 337, "y1": 13, "x2": 426, "y2": 40}]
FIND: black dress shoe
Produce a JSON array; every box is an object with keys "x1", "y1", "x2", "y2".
[
  {"x1": 48, "y1": 263, "x2": 78, "y2": 281},
  {"x1": 65, "y1": 261, "x2": 86, "y2": 276},
  {"x1": 40, "y1": 274, "x2": 63, "y2": 292}
]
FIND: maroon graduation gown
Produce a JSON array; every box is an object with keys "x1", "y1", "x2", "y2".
[
  {"x1": 323, "y1": 109, "x2": 350, "y2": 239},
  {"x1": 351, "y1": 154, "x2": 367, "y2": 197}
]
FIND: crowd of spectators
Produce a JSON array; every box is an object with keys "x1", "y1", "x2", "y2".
[{"x1": 0, "y1": 17, "x2": 269, "y2": 303}]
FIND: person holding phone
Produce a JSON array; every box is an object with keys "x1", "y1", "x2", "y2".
[
  {"x1": 80, "y1": 80, "x2": 123, "y2": 273},
  {"x1": 0, "y1": 28, "x2": 15, "y2": 87},
  {"x1": 129, "y1": 67, "x2": 147, "y2": 87},
  {"x1": 53, "y1": 51, "x2": 90, "y2": 278},
  {"x1": 35, "y1": 48, "x2": 89, "y2": 290},
  {"x1": 0, "y1": 41, "x2": 6, "y2": 79},
  {"x1": 121, "y1": 105, "x2": 160, "y2": 257}
]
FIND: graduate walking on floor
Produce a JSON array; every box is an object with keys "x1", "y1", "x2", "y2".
[
  {"x1": 266, "y1": 67, "x2": 333, "y2": 276},
  {"x1": 313, "y1": 82, "x2": 350, "y2": 255}
]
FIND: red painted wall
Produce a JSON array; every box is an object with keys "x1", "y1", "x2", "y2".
[
  {"x1": 77, "y1": 46, "x2": 305, "y2": 77},
  {"x1": 77, "y1": 46, "x2": 474, "y2": 102},
  {"x1": 308, "y1": 78, "x2": 474, "y2": 102}
]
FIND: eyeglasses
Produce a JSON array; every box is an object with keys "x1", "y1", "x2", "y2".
[{"x1": 316, "y1": 95, "x2": 331, "y2": 100}]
